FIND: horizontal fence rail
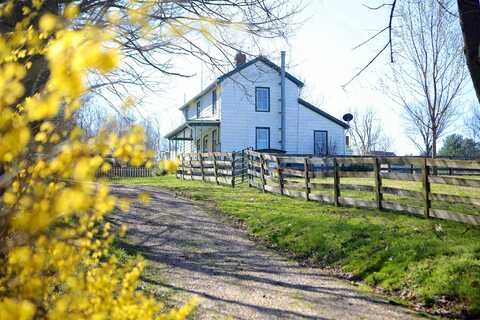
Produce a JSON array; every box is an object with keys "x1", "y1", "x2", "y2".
[
  {"x1": 176, "y1": 150, "x2": 480, "y2": 226},
  {"x1": 176, "y1": 150, "x2": 248, "y2": 187}
]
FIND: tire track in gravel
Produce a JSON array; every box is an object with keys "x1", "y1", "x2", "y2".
[{"x1": 109, "y1": 184, "x2": 425, "y2": 320}]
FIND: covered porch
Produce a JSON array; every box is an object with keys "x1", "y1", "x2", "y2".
[{"x1": 165, "y1": 120, "x2": 221, "y2": 159}]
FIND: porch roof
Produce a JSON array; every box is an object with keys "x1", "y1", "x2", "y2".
[{"x1": 165, "y1": 119, "x2": 220, "y2": 140}]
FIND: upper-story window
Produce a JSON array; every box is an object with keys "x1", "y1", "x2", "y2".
[
  {"x1": 212, "y1": 90, "x2": 217, "y2": 115},
  {"x1": 255, "y1": 87, "x2": 270, "y2": 112},
  {"x1": 196, "y1": 101, "x2": 201, "y2": 118}
]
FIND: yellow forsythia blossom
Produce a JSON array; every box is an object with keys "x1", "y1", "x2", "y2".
[
  {"x1": 160, "y1": 160, "x2": 179, "y2": 174},
  {"x1": 0, "y1": 1, "x2": 196, "y2": 319}
]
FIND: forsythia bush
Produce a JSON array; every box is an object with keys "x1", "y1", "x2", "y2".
[
  {"x1": 0, "y1": 1, "x2": 195, "y2": 319},
  {"x1": 159, "y1": 160, "x2": 179, "y2": 174}
]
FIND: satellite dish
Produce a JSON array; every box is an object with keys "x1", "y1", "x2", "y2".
[{"x1": 343, "y1": 113, "x2": 353, "y2": 122}]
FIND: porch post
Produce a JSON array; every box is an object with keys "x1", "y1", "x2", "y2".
[{"x1": 168, "y1": 140, "x2": 171, "y2": 160}]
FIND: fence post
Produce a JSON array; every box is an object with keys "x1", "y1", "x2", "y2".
[
  {"x1": 231, "y1": 153, "x2": 236, "y2": 188},
  {"x1": 213, "y1": 154, "x2": 219, "y2": 185},
  {"x1": 260, "y1": 154, "x2": 266, "y2": 193},
  {"x1": 248, "y1": 152, "x2": 254, "y2": 187},
  {"x1": 333, "y1": 158, "x2": 340, "y2": 206},
  {"x1": 275, "y1": 156, "x2": 284, "y2": 195},
  {"x1": 189, "y1": 156, "x2": 193, "y2": 180},
  {"x1": 241, "y1": 150, "x2": 245, "y2": 183},
  {"x1": 422, "y1": 158, "x2": 431, "y2": 218},
  {"x1": 374, "y1": 157, "x2": 383, "y2": 210},
  {"x1": 200, "y1": 154, "x2": 205, "y2": 182},
  {"x1": 304, "y1": 158, "x2": 310, "y2": 201}
]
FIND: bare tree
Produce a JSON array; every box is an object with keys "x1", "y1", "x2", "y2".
[
  {"x1": 73, "y1": 98, "x2": 166, "y2": 159},
  {"x1": 73, "y1": 97, "x2": 108, "y2": 139},
  {"x1": 384, "y1": 0, "x2": 467, "y2": 158},
  {"x1": 142, "y1": 117, "x2": 164, "y2": 160},
  {"x1": 347, "y1": 0, "x2": 480, "y2": 106},
  {"x1": 348, "y1": 108, "x2": 392, "y2": 155},
  {"x1": 466, "y1": 102, "x2": 480, "y2": 141},
  {"x1": 1, "y1": 1, "x2": 303, "y2": 105},
  {"x1": 403, "y1": 105, "x2": 434, "y2": 156}
]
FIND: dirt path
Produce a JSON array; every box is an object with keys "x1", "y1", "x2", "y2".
[{"x1": 109, "y1": 185, "x2": 424, "y2": 320}]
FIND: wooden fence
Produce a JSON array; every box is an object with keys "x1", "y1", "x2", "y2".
[
  {"x1": 98, "y1": 166, "x2": 154, "y2": 178},
  {"x1": 176, "y1": 151, "x2": 247, "y2": 187},
  {"x1": 245, "y1": 150, "x2": 480, "y2": 226},
  {"x1": 175, "y1": 150, "x2": 480, "y2": 226}
]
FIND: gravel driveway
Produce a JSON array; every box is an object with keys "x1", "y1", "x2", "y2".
[{"x1": 109, "y1": 185, "x2": 423, "y2": 320}]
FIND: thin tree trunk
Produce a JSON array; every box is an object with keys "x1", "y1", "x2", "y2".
[
  {"x1": 458, "y1": 0, "x2": 480, "y2": 103},
  {"x1": 432, "y1": 129, "x2": 437, "y2": 159},
  {"x1": 431, "y1": 128, "x2": 438, "y2": 176}
]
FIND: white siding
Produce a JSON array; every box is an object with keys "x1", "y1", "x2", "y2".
[
  {"x1": 220, "y1": 61, "x2": 299, "y2": 152},
  {"x1": 170, "y1": 58, "x2": 347, "y2": 156},
  {"x1": 185, "y1": 88, "x2": 220, "y2": 120},
  {"x1": 283, "y1": 80, "x2": 302, "y2": 153},
  {"x1": 289, "y1": 105, "x2": 346, "y2": 155},
  {"x1": 219, "y1": 60, "x2": 345, "y2": 154}
]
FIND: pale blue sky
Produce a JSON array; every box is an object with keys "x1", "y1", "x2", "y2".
[{"x1": 142, "y1": 1, "x2": 473, "y2": 155}]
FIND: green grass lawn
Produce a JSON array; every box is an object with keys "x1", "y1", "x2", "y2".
[{"x1": 113, "y1": 175, "x2": 480, "y2": 317}]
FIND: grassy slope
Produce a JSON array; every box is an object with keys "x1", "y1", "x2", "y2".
[{"x1": 114, "y1": 176, "x2": 480, "y2": 317}]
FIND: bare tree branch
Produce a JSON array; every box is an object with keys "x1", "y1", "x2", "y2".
[
  {"x1": 348, "y1": 108, "x2": 392, "y2": 155},
  {"x1": 343, "y1": 0, "x2": 397, "y2": 88},
  {"x1": 384, "y1": 0, "x2": 467, "y2": 157}
]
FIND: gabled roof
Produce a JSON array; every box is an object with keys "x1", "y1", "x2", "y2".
[
  {"x1": 179, "y1": 56, "x2": 304, "y2": 111},
  {"x1": 298, "y1": 98, "x2": 349, "y2": 129},
  {"x1": 218, "y1": 56, "x2": 305, "y2": 87}
]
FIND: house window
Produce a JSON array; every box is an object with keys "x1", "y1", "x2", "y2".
[
  {"x1": 212, "y1": 90, "x2": 217, "y2": 115},
  {"x1": 196, "y1": 139, "x2": 201, "y2": 152},
  {"x1": 314, "y1": 130, "x2": 328, "y2": 156},
  {"x1": 196, "y1": 101, "x2": 201, "y2": 118},
  {"x1": 256, "y1": 127, "x2": 270, "y2": 150},
  {"x1": 212, "y1": 129, "x2": 218, "y2": 152},
  {"x1": 255, "y1": 87, "x2": 270, "y2": 112},
  {"x1": 203, "y1": 135, "x2": 209, "y2": 152}
]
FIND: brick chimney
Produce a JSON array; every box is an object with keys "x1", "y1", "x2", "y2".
[{"x1": 235, "y1": 51, "x2": 247, "y2": 67}]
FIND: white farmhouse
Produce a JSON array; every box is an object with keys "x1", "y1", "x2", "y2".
[{"x1": 165, "y1": 52, "x2": 349, "y2": 158}]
